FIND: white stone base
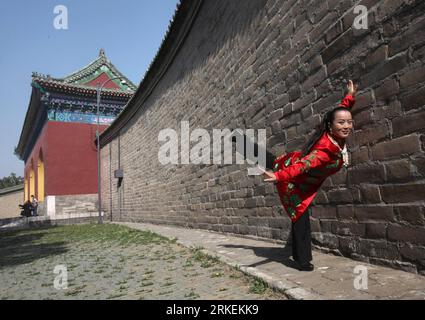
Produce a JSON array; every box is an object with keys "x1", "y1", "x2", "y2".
[{"x1": 45, "y1": 195, "x2": 56, "y2": 217}]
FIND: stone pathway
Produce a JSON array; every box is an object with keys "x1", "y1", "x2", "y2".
[
  {"x1": 0, "y1": 223, "x2": 286, "y2": 300},
  {"x1": 117, "y1": 222, "x2": 425, "y2": 300}
]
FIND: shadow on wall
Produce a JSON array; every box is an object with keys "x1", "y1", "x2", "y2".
[{"x1": 231, "y1": 130, "x2": 277, "y2": 169}]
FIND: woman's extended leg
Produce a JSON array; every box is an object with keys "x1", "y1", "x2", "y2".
[{"x1": 291, "y1": 208, "x2": 313, "y2": 270}]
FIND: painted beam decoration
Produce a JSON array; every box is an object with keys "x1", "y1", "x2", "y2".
[
  {"x1": 46, "y1": 97, "x2": 122, "y2": 124},
  {"x1": 47, "y1": 110, "x2": 115, "y2": 125}
]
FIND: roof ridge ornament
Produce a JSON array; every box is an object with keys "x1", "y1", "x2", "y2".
[
  {"x1": 32, "y1": 72, "x2": 52, "y2": 79},
  {"x1": 99, "y1": 48, "x2": 106, "y2": 57}
]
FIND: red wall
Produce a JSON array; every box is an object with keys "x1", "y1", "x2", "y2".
[
  {"x1": 24, "y1": 121, "x2": 108, "y2": 197},
  {"x1": 85, "y1": 72, "x2": 121, "y2": 89}
]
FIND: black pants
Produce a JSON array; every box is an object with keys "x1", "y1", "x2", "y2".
[{"x1": 291, "y1": 208, "x2": 312, "y2": 264}]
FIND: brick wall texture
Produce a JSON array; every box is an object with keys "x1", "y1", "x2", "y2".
[{"x1": 101, "y1": 0, "x2": 425, "y2": 274}]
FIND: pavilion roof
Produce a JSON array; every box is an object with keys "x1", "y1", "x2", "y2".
[
  {"x1": 16, "y1": 50, "x2": 136, "y2": 161},
  {"x1": 31, "y1": 49, "x2": 137, "y2": 96}
]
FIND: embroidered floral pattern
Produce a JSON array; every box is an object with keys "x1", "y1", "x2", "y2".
[
  {"x1": 272, "y1": 130, "x2": 346, "y2": 223},
  {"x1": 270, "y1": 93, "x2": 354, "y2": 223},
  {"x1": 287, "y1": 207, "x2": 296, "y2": 217},
  {"x1": 290, "y1": 194, "x2": 302, "y2": 207},
  {"x1": 325, "y1": 158, "x2": 340, "y2": 169}
]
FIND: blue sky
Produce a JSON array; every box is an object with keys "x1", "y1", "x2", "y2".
[{"x1": 0, "y1": 0, "x2": 180, "y2": 177}]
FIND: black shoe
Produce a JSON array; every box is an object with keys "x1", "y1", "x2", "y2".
[{"x1": 297, "y1": 262, "x2": 314, "y2": 271}]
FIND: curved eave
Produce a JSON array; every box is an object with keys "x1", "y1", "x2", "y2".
[
  {"x1": 99, "y1": 0, "x2": 203, "y2": 147},
  {"x1": 33, "y1": 79, "x2": 135, "y2": 100},
  {"x1": 16, "y1": 87, "x2": 41, "y2": 160}
]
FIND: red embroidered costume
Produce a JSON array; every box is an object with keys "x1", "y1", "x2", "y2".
[{"x1": 272, "y1": 94, "x2": 355, "y2": 223}]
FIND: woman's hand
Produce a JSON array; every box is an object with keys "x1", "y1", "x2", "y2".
[
  {"x1": 258, "y1": 166, "x2": 277, "y2": 182},
  {"x1": 347, "y1": 79, "x2": 358, "y2": 96}
]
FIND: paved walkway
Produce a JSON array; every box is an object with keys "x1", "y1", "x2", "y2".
[
  {"x1": 117, "y1": 222, "x2": 425, "y2": 300},
  {"x1": 0, "y1": 223, "x2": 285, "y2": 300}
]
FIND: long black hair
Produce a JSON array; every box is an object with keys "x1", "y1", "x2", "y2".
[{"x1": 300, "y1": 107, "x2": 352, "y2": 157}]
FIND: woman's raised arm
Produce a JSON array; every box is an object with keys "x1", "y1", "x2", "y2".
[{"x1": 338, "y1": 79, "x2": 357, "y2": 109}]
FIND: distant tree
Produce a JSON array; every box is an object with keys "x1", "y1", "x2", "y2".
[{"x1": 0, "y1": 172, "x2": 24, "y2": 189}]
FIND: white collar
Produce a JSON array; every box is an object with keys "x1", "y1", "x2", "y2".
[{"x1": 327, "y1": 133, "x2": 349, "y2": 167}]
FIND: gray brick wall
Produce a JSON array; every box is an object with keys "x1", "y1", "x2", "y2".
[{"x1": 101, "y1": 0, "x2": 425, "y2": 274}]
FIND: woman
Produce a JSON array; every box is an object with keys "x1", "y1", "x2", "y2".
[{"x1": 260, "y1": 80, "x2": 358, "y2": 271}]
